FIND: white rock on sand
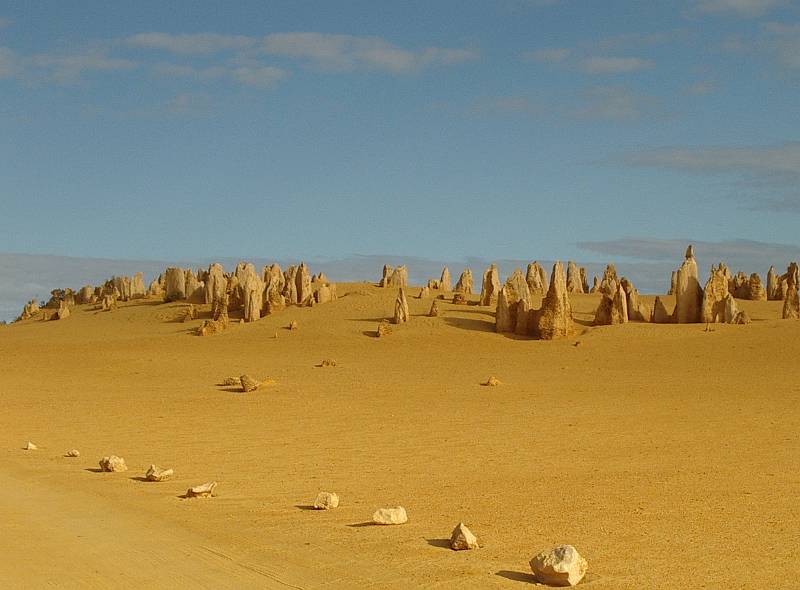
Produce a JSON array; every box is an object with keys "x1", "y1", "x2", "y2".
[
  {"x1": 24, "y1": 441, "x2": 38, "y2": 451},
  {"x1": 529, "y1": 544, "x2": 587, "y2": 587},
  {"x1": 372, "y1": 506, "x2": 408, "y2": 525},
  {"x1": 187, "y1": 481, "x2": 217, "y2": 498},
  {"x1": 313, "y1": 491, "x2": 340, "y2": 510},
  {"x1": 99, "y1": 455, "x2": 128, "y2": 472},
  {"x1": 145, "y1": 464, "x2": 174, "y2": 482},
  {"x1": 449, "y1": 522, "x2": 479, "y2": 550},
  {"x1": 64, "y1": 449, "x2": 80, "y2": 457}
]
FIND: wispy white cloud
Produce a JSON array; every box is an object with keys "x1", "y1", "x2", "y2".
[
  {"x1": 0, "y1": 47, "x2": 18, "y2": 78},
  {"x1": 262, "y1": 32, "x2": 479, "y2": 72},
  {"x1": 576, "y1": 85, "x2": 660, "y2": 121},
  {"x1": 230, "y1": 64, "x2": 286, "y2": 87},
  {"x1": 126, "y1": 32, "x2": 257, "y2": 54},
  {"x1": 693, "y1": 0, "x2": 787, "y2": 17},
  {"x1": 685, "y1": 79, "x2": 717, "y2": 95},
  {"x1": 152, "y1": 61, "x2": 286, "y2": 88},
  {"x1": 522, "y1": 47, "x2": 572, "y2": 63},
  {"x1": 625, "y1": 142, "x2": 800, "y2": 211},
  {"x1": 581, "y1": 56, "x2": 655, "y2": 74},
  {"x1": 28, "y1": 51, "x2": 138, "y2": 84}
]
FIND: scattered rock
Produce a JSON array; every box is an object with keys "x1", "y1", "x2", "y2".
[
  {"x1": 372, "y1": 506, "x2": 408, "y2": 525},
  {"x1": 566, "y1": 261, "x2": 584, "y2": 294},
  {"x1": 593, "y1": 284, "x2": 628, "y2": 326},
  {"x1": 65, "y1": 449, "x2": 80, "y2": 457},
  {"x1": 221, "y1": 376, "x2": 241, "y2": 387},
  {"x1": 313, "y1": 491, "x2": 340, "y2": 510},
  {"x1": 479, "y1": 264, "x2": 501, "y2": 306},
  {"x1": 652, "y1": 296, "x2": 672, "y2": 324},
  {"x1": 393, "y1": 288, "x2": 410, "y2": 324},
  {"x1": 145, "y1": 465, "x2": 174, "y2": 482},
  {"x1": 536, "y1": 261, "x2": 575, "y2": 340},
  {"x1": 24, "y1": 441, "x2": 38, "y2": 451},
  {"x1": 417, "y1": 286, "x2": 431, "y2": 299},
  {"x1": 377, "y1": 320, "x2": 392, "y2": 337},
  {"x1": 450, "y1": 522, "x2": 479, "y2": 551},
  {"x1": 526, "y1": 262, "x2": 548, "y2": 295},
  {"x1": 483, "y1": 376, "x2": 501, "y2": 387},
  {"x1": 99, "y1": 455, "x2": 128, "y2": 472},
  {"x1": 530, "y1": 544, "x2": 588, "y2": 587},
  {"x1": 496, "y1": 269, "x2": 532, "y2": 334},
  {"x1": 320, "y1": 359, "x2": 337, "y2": 367},
  {"x1": 674, "y1": 245, "x2": 702, "y2": 324},
  {"x1": 732, "y1": 311, "x2": 751, "y2": 324},
  {"x1": 454, "y1": 268, "x2": 474, "y2": 294},
  {"x1": 428, "y1": 300, "x2": 440, "y2": 317},
  {"x1": 452, "y1": 292, "x2": 468, "y2": 305},
  {"x1": 240, "y1": 375, "x2": 260, "y2": 392},
  {"x1": 187, "y1": 481, "x2": 217, "y2": 498},
  {"x1": 164, "y1": 267, "x2": 186, "y2": 302},
  {"x1": 288, "y1": 320, "x2": 299, "y2": 330},
  {"x1": 439, "y1": 267, "x2": 452, "y2": 292}
]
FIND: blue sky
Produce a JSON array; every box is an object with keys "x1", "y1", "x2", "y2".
[{"x1": 1, "y1": 0, "x2": 799, "y2": 271}]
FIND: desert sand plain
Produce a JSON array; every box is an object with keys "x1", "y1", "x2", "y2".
[{"x1": 1, "y1": 279, "x2": 798, "y2": 589}]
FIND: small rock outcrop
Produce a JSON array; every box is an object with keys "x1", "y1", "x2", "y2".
[
  {"x1": 482, "y1": 376, "x2": 501, "y2": 387},
  {"x1": 99, "y1": 455, "x2": 128, "y2": 472},
  {"x1": 701, "y1": 264, "x2": 731, "y2": 324},
  {"x1": 164, "y1": 267, "x2": 186, "y2": 302},
  {"x1": 454, "y1": 268, "x2": 474, "y2": 294},
  {"x1": 674, "y1": 245, "x2": 702, "y2": 323},
  {"x1": 598, "y1": 264, "x2": 619, "y2": 296},
  {"x1": 566, "y1": 261, "x2": 584, "y2": 294},
  {"x1": 313, "y1": 491, "x2": 340, "y2": 510},
  {"x1": 620, "y1": 277, "x2": 648, "y2": 322},
  {"x1": 239, "y1": 264, "x2": 263, "y2": 323},
  {"x1": 145, "y1": 465, "x2": 174, "y2": 482},
  {"x1": 652, "y1": 296, "x2": 671, "y2": 324},
  {"x1": 240, "y1": 375, "x2": 261, "y2": 392},
  {"x1": 394, "y1": 288, "x2": 410, "y2": 324},
  {"x1": 479, "y1": 264, "x2": 501, "y2": 306},
  {"x1": 449, "y1": 523, "x2": 479, "y2": 550},
  {"x1": 783, "y1": 269, "x2": 800, "y2": 319},
  {"x1": 65, "y1": 449, "x2": 80, "y2": 457},
  {"x1": 372, "y1": 506, "x2": 408, "y2": 525},
  {"x1": 187, "y1": 481, "x2": 217, "y2": 498},
  {"x1": 296, "y1": 262, "x2": 312, "y2": 305},
  {"x1": 25, "y1": 441, "x2": 38, "y2": 451},
  {"x1": 439, "y1": 267, "x2": 452, "y2": 292},
  {"x1": 530, "y1": 545, "x2": 588, "y2": 587},
  {"x1": 377, "y1": 320, "x2": 392, "y2": 337},
  {"x1": 536, "y1": 261, "x2": 574, "y2": 340},
  {"x1": 526, "y1": 262, "x2": 548, "y2": 295},
  {"x1": 593, "y1": 284, "x2": 628, "y2": 325},
  {"x1": 496, "y1": 269, "x2": 532, "y2": 334},
  {"x1": 428, "y1": 300, "x2": 440, "y2": 317}
]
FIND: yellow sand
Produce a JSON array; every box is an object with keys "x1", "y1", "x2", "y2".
[{"x1": 1, "y1": 285, "x2": 798, "y2": 589}]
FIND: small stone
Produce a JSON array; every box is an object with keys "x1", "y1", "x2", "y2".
[
  {"x1": 530, "y1": 544, "x2": 587, "y2": 587},
  {"x1": 240, "y1": 374, "x2": 260, "y2": 392},
  {"x1": 24, "y1": 441, "x2": 38, "y2": 451},
  {"x1": 483, "y1": 376, "x2": 501, "y2": 387},
  {"x1": 320, "y1": 359, "x2": 337, "y2": 367},
  {"x1": 372, "y1": 506, "x2": 408, "y2": 525},
  {"x1": 313, "y1": 491, "x2": 340, "y2": 510},
  {"x1": 99, "y1": 455, "x2": 128, "y2": 472},
  {"x1": 452, "y1": 292, "x2": 468, "y2": 305},
  {"x1": 377, "y1": 321, "x2": 392, "y2": 337},
  {"x1": 187, "y1": 481, "x2": 217, "y2": 498},
  {"x1": 428, "y1": 300, "x2": 440, "y2": 317},
  {"x1": 288, "y1": 320, "x2": 298, "y2": 330},
  {"x1": 145, "y1": 464, "x2": 174, "y2": 482},
  {"x1": 449, "y1": 522, "x2": 479, "y2": 550},
  {"x1": 65, "y1": 449, "x2": 80, "y2": 457},
  {"x1": 221, "y1": 376, "x2": 241, "y2": 387}
]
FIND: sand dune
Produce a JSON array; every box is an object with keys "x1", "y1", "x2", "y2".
[{"x1": 2, "y1": 284, "x2": 798, "y2": 588}]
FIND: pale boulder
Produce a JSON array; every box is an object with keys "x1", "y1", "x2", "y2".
[
  {"x1": 99, "y1": 455, "x2": 127, "y2": 472},
  {"x1": 536, "y1": 261, "x2": 574, "y2": 340},
  {"x1": 394, "y1": 288, "x2": 410, "y2": 324},
  {"x1": 145, "y1": 465, "x2": 174, "y2": 482},
  {"x1": 187, "y1": 481, "x2": 217, "y2": 498},
  {"x1": 479, "y1": 264, "x2": 501, "y2": 306},
  {"x1": 313, "y1": 491, "x2": 340, "y2": 510},
  {"x1": 164, "y1": 267, "x2": 186, "y2": 302},
  {"x1": 454, "y1": 268, "x2": 474, "y2": 294},
  {"x1": 372, "y1": 506, "x2": 408, "y2": 525},
  {"x1": 439, "y1": 267, "x2": 452, "y2": 292},
  {"x1": 530, "y1": 544, "x2": 588, "y2": 587},
  {"x1": 449, "y1": 522, "x2": 479, "y2": 551}
]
